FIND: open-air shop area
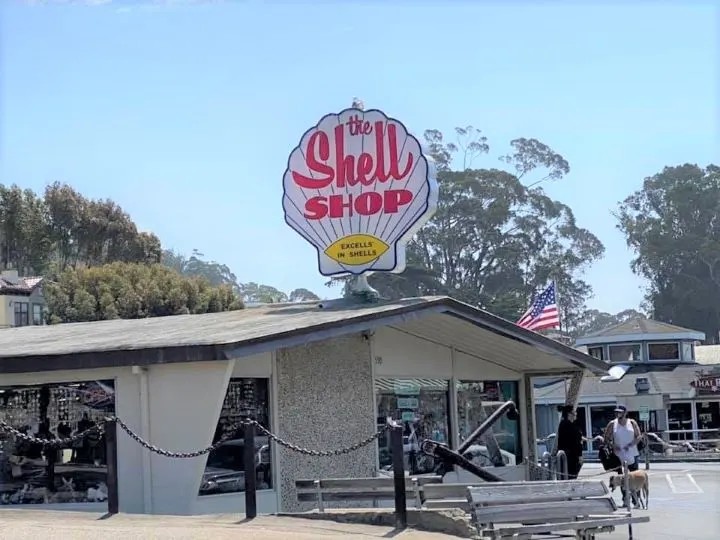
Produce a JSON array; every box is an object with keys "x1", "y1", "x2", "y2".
[{"x1": 0, "y1": 296, "x2": 608, "y2": 515}]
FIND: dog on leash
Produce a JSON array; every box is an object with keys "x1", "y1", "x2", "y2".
[{"x1": 609, "y1": 470, "x2": 649, "y2": 509}]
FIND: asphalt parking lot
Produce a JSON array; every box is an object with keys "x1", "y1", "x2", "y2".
[{"x1": 579, "y1": 462, "x2": 720, "y2": 539}]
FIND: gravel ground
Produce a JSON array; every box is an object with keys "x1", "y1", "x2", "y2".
[{"x1": 0, "y1": 510, "x2": 460, "y2": 540}]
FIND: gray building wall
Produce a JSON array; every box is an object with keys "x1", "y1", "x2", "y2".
[{"x1": 275, "y1": 333, "x2": 377, "y2": 512}]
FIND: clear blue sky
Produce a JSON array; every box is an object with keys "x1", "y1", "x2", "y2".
[{"x1": 1, "y1": 1, "x2": 717, "y2": 313}]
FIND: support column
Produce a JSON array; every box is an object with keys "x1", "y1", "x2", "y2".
[
  {"x1": 552, "y1": 370, "x2": 585, "y2": 455},
  {"x1": 522, "y1": 373, "x2": 538, "y2": 465},
  {"x1": 565, "y1": 370, "x2": 585, "y2": 409},
  {"x1": 449, "y1": 349, "x2": 460, "y2": 453}
]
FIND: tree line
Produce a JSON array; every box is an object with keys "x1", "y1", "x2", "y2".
[
  {"x1": 331, "y1": 127, "x2": 604, "y2": 335},
  {"x1": 327, "y1": 128, "x2": 718, "y2": 342},
  {"x1": 4, "y1": 133, "x2": 716, "y2": 342},
  {"x1": 0, "y1": 183, "x2": 319, "y2": 323}
]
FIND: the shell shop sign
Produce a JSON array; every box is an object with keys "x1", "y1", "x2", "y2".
[{"x1": 282, "y1": 108, "x2": 438, "y2": 276}]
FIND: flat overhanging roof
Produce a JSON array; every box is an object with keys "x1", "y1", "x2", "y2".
[
  {"x1": 600, "y1": 361, "x2": 703, "y2": 382},
  {"x1": 0, "y1": 295, "x2": 608, "y2": 375}
]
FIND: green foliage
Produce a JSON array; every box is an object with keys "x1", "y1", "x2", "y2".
[
  {"x1": 0, "y1": 180, "x2": 318, "y2": 322},
  {"x1": 616, "y1": 163, "x2": 720, "y2": 342},
  {"x1": 238, "y1": 282, "x2": 288, "y2": 304},
  {"x1": 331, "y1": 126, "x2": 604, "y2": 325},
  {"x1": 288, "y1": 288, "x2": 321, "y2": 302},
  {"x1": 44, "y1": 262, "x2": 243, "y2": 324},
  {"x1": 161, "y1": 248, "x2": 239, "y2": 289},
  {"x1": 162, "y1": 249, "x2": 321, "y2": 304},
  {"x1": 0, "y1": 182, "x2": 161, "y2": 276}
]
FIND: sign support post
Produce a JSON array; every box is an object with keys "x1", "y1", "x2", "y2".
[{"x1": 639, "y1": 406, "x2": 650, "y2": 470}]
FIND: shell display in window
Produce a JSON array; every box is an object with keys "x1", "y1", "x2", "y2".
[{"x1": 283, "y1": 108, "x2": 438, "y2": 276}]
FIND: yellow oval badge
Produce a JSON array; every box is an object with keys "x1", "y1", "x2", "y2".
[{"x1": 324, "y1": 234, "x2": 389, "y2": 266}]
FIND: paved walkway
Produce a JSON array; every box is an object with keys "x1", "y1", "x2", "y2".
[
  {"x1": 579, "y1": 462, "x2": 720, "y2": 539},
  {"x1": 0, "y1": 511, "x2": 459, "y2": 540},
  {"x1": 2, "y1": 462, "x2": 718, "y2": 539}
]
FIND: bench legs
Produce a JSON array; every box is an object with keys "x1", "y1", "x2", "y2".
[{"x1": 314, "y1": 480, "x2": 324, "y2": 513}]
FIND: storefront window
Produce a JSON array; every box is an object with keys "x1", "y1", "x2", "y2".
[
  {"x1": 375, "y1": 378, "x2": 450, "y2": 475},
  {"x1": 0, "y1": 380, "x2": 115, "y2": 505},
  {"x1": 589, "y1": 405, "x2": 616, "y2": 439},
  {"x1": 667, "y1": 403, "x2": 693, "y2": 441},
  {"x1": 608, "y1": 344, "x2": 642, "y2": 363},
  {"x1": 695, "y1": 402, "x2": 720, "y2": 441},
  {"x1": 648, "y1": 343, "x2": 680, "y2": 361},
  {"x1": 574, "y1": 406, "x2": 589, "y2": 451},
  {"x1": 681, "y1": 342, "x2": 694, "y2": 362},
  {"x1": 199, "y1": 378, "x2": 272, "y2": 496},
  {"x1": 457, "y1": 381, "x2": 521, "y2": 464}
]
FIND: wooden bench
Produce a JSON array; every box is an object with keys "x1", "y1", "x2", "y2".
[
  {"x1": 467, "y1": 480, "x2": 650, "y2": 540},
  {"x1": 421, "y1": 482, "x2": 483, "y2": 511},
  {"x1": 295, "y1": 476, "x2": 443, "y2": 512}
]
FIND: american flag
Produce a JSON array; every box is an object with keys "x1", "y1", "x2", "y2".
[{"x1": 516, "y1": 281, "x2": 561, "y2": 332}]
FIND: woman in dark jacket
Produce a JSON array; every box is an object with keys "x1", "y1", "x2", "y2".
[{"x1": 556, "y1": 405, "x2": 585, "y2": 479}]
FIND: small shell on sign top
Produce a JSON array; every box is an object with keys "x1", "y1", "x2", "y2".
[{"x1": 282, "y1": 108, "x2": 438, "y2": 277}]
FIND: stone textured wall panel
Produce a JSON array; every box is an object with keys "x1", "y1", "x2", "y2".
[{"x1": 276, "y1": 333, "x2": 377, "y2": 512}]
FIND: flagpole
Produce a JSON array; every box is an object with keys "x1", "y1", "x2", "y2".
[{"x1": 552, "y1": 278, "x2": 565, "y2": 341}]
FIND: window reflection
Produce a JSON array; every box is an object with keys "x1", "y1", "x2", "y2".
[
  {"x1": 590, "y1": 406, "x2": 616, "y2": 439},
  {"x1": 199, "y1": 378, "x2": 272, "y2": 496},
  {"x1": 375, "y1": 379, "x2": 450, "y2": 475},
  {"x1": 457, "y1": 381, "x2": 521, "y2": 465},
  {"x1": 695, "y1": 402, "x2": 720, "y2": 440},
  {"x1": 667, "y1": 403, "x2": 693, "y2": 441},
  {"x1": 0, "y1": 381, "x2": 115, "y2": 505}
]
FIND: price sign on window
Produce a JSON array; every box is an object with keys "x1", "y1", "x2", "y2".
[
  {"x1": 397, "y1": 397, "x2": 419, "y2": 409},
  {"x1": 639, "y1": 406, "x2": 650, "y2": 422}
]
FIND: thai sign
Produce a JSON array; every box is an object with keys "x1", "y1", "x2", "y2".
[
  {"x1": 282, "y1": 108, "x2": 438, "y2": 276},
  {"x1": 691, "y1": 374, "x2": 720, "y2": 394}
]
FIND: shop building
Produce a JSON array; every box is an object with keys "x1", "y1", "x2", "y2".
[
  {"x1": 534, "y1": 317, "x2": 720, "y2": 452},
  {"x1": 0, "y1": 296, "x2": 607, "y2": 515}
]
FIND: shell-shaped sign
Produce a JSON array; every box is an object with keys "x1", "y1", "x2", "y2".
[{"x1": 282, "y1": 108, "x2": 439, "y2": 276}]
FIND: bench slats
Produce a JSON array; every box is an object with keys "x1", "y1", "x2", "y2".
[
  {"x1": 298, "y1": 490, "x2": 416, "y2": 502},
  {"x1": 423, "y1": 483, "x2": 484, "y2": 500},
  {"x1": 423, "y1": 499, "x2": 470, "y2": 511},
  {"x1": 481, "y1": 515, "x2": 651, "y2": 537},
  {"x1": 295, "y1": 476, "x2": 441, "y2": 491},
  {"x1": 472, "y1": 498, "x2": 617, "y2": 524},
  {"x1": 467, "y1": 480, "x2": 607, "y2": 505}
]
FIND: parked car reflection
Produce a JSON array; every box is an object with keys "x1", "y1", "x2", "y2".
[{"x1": 199, "y1": 437, "x2": 271, "y2": 496}]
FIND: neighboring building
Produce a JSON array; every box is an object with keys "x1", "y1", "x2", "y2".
[
  {"x1": 576, "y1": 317, "x2": 702, "y2": 365},
  {"x1": 0, "y1": 269, "x2": 46, "y2": 328},
  {"x1": 535, "y1": 317, "x2": 720, "y2": 451}
]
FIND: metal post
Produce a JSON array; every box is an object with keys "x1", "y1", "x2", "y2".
[
  {"x1": 622, "y1": 460, "x2": 634, "y2": 540},
  {"x1": 556, "y1": 450, "x2": 568, "y2": 480},
  {"x1": 643, "y1": 421, "x2": 650, "y2": 470},
  {"x1": 388, "y1": 417, "x2": 407, "y2": 530},
  {"x1": 105, "y1": 418, "x2": 119, "y2": 515},
  {"x1": 244, "y1": 420, "x2": 257, "y2": 519}
]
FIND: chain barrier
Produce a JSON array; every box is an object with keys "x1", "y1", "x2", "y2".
[
  {"x1": 0, "y1": 416, "x2": 392, "y2": 459},
  {"x1": 0, "y1": 418, "x2": 103, "y2": 447},
  {"x1": 252, "y1": 420, "x2": 391, "y2": 457}
]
